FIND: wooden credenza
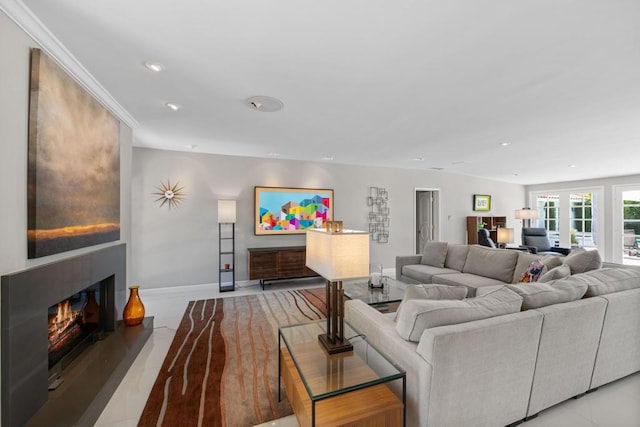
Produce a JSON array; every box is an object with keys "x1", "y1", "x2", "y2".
[{"x1": 247, "y1": 246, "x2": 318, "y2": 289}]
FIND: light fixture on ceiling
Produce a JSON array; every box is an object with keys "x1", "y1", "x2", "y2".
[
  {"x1": 246, "y1": 96, "x2": 284, "y2": 112},
  {"x1": 165, "y1": 102, "x2": 180, "y2": 111},
  {"x1": 499, "y1": 142, "x2": 511, "y2": 147},
  {"x1": 569, "y1": 164, "x2": 577, "y2": 168},
  {"x1": 144, "y1": 61, "x2": 165, "y2": 72},
  {"x1": 413, "y1": 157, "x2": 425, "y2": 161}
]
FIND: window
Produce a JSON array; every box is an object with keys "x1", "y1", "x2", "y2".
[
  {"x1": 536, "y1": 194, "x2": 560, "y2": 244},
  {"x1": 570, "y1": 193, "x2": 595, "y2": 248},
  {"x1": 622, "y1": 190, "x2": 640, "y2": 263}
]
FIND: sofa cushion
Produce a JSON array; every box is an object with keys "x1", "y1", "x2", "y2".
[
  {"x1": 574, "y1": 267, "x2": 640, "y2": 297},
  {"x1": 432, "y1": 273, "x2": 507, "y2": 296},
  {"x1": 506, "y1": 281, "x2": 587, "y2": 310},
  {"x1": 394, "y1": 284, "x2": 468, "y2": 320},
  {"x1": 420, "y1": 241, "x2": 448, "y2": 268},
  {"x1": 563, "y1": 249, "x2": 602, "y2": 274},
  {"x1": 538, "y1": 264, "x2": 571, "y2": 283},
  {"x1": 518, "y1": 260, "x2": 545, "y2": 283},
  {"x1": 402, "y1": 264, "x2": 459, "y2": 283},
  {"x1": 444, "y1": 244, "x2": 470, "y2": 271},
  {"x1": 395, "y1": 286, "x2": 523, "y2": 341},
  {"x1": 463, "y1": 246, "x2": 519, "y2": 283},
  {"x1": 541, "y1": 255, "x2": 564, "y2": 270}
]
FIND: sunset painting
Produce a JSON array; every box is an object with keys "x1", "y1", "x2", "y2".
[{"x1": 27, "y1": 49, "x2": 120, "y2": 258}]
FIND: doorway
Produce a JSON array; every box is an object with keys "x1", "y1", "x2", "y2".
[{"x1": 415, "y1": 189, "x2": 440, "y2": 253}]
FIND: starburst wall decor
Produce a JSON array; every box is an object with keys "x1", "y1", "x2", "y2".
[{"x1": 153, "y1": 180, "x2": 186, "y2": 209}]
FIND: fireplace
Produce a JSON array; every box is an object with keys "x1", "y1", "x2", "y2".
[
  {"x1": 47, "y1": 280, "x2": 107, "y2": 378},
  {"x1": 1, "y1": 243, "x2": 151, "y2": 427}
]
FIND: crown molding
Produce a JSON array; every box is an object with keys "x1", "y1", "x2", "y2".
[{"x1": 0, "y1": 0, "x2": 138, "y2": 129}]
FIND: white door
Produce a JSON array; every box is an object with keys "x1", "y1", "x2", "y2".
[{"x1": 415, "y1": 189, "x2": 439, "y2": 253}]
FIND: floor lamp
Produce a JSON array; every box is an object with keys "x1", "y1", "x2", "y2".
[
  {"x1": 306, "y1": 223, "x2": 369, "y2": 354},
  {"x1": 515, "y1": 208, "x2": 539, "y2": 228}
]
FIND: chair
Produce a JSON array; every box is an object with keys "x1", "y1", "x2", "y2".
[
  {"x1": 478, "y1": 228, "x2": 496, "y2": 248},
  {"x1": 521, "y1": 227, "x2": 570, "y2": 255}
]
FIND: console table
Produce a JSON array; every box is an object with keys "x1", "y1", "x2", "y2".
[{"x1": 247, "y1": 246, "x2": 319, "y2": 289}]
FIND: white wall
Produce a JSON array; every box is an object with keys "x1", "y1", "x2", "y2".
[
  {"x1": 132, "y1": 147, "x2": 526, "y2": 288},
  {"x1": 527, "y1": 174, "x2": 640, "y2": 262}
]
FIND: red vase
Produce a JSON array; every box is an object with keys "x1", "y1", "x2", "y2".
[{"x1": 123, "y1": 285, "x2": 145, "y2": 326}]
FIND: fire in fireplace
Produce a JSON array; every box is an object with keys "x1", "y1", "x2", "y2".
[{"x1": 48, "y1": 282, "x2": 104, "y2": 371}]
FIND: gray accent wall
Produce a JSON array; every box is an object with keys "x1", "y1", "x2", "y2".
[{"x1": 132, "y1": 147, "x2": 527, "y2": 288}]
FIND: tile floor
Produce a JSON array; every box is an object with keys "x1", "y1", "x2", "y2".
[{"x1": 96, "y1": 280, "x2": 640, "y2": 427}]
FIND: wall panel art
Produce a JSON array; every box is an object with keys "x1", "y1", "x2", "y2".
[{"x1": 27, "y1": 48, "x2": 120, "y2": 258}]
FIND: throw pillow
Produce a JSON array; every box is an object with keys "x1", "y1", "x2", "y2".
[
  {"x1": 563, "y1": 249, "x2": 602, "y2": 274},
  {"x1": 420, "y1": 241, "x2": 448, "y2": 268},
  {"x1": 506, "y1": 280, "x2": 587, "y2": 310},
  {"x1": 394, "y1": 287, "x2": 522, "y2": 342},
  {"x1": 394, "y1": 284, "x2": 468, "y2": 321},
  {"x1": 538, "y1": 264, "x2": 571, "y2": 283},
  {"x1": 518, "y1": 260, "x2": 545, "y2": 283}
]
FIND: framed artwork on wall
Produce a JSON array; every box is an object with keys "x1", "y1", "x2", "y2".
[
  {"x1": 473, "y1": 194, "x2": 491, "y2": 211},
  {"x1": 27, "y1": 48, "x2": 120, "y2": 258},
  {"x1": 254, "y1": 186, "x2": 333, "y2": 235}
]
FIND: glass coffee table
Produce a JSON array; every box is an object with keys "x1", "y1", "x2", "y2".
[
  {"x1": 343, "y1": 277, "x2": 407, "y2": 312},
  {"x1": 279, "y1": 320, "x2": 405, "y2": 426}
]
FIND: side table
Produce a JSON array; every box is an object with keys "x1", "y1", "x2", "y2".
[{"x1": 279, "y1": 320, "x2": 405, "y2": 427}]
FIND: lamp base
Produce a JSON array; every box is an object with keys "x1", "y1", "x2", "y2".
[{"x1": 318, "y1": 333, "x2": 353, "y2": 354}]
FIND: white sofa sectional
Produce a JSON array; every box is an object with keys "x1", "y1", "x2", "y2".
[{"x1": 346, "y1": 244, "x2": 640, "y2": 426}]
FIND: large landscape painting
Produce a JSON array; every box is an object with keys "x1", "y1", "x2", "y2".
[{"x1": 27, "y1": 48, "x2": 120, "y2": 258}]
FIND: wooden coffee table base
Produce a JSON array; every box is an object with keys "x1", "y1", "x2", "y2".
[{"x1": 280, "y1": 348, "x2": 403, "y2": 427}]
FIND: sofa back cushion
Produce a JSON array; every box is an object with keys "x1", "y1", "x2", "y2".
[
  {"x1": 512, "y1": 253, "x2": 544, "y2": 283},
  {"x1": 395, "y1": 287, "x2": 523, "y2": 342},
  {"x1": 444, "y1": 244, "x2": 469, "y2": 271},
  {"x1": 506, "y1": 281, "x2": 588, "y2": 310},
  {"x1": 563, "y1": 248, "x2": 602, "y2": 274},
  {"x1": 420, "y1": 241, "x2": 448, "y2": 268},
  {"x1": 394, "y1": 284, "x2": 468, "y2": 320},
  {"x1": 575, "y1": 267, "x2": 640, "y2": 296},
  {"x1": 463, "y1": 246, "x2": 519, "y2": 283}
]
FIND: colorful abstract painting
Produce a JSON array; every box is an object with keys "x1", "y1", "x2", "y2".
[
  {"x1": 254, "y1": 187, "x2": 333, "y2": 235},
  {"x1": 27, "y1": 49, "x2": 120, "y2": 258}
]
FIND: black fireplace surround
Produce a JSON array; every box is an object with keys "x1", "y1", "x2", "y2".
[{"x1": 0, "y1": 243, "x2": 145, "y2": 426}]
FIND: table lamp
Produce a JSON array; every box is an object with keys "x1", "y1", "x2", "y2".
[
  {"x1": 497, "y1": 227, "x2": 514, "y2": 249},
  {"x1": 306, "y1": 222, "x2": 369, "y2": 354}
]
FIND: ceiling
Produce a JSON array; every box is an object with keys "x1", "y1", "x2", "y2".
[{"x1": 10, "y1": 0, "x2": 640, "y2": 185}]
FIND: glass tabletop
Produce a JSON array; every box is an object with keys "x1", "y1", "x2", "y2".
[
  {"x1": 343, "y1": 277, "x2": 406, "y2": 305},
  {"x1": 279, "y1": 320, "x2": 405, "y2": 401}
]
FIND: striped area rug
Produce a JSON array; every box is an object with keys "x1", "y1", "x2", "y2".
[{"x1": 138, "y1": 288, "x2": 326, "y2": 427}]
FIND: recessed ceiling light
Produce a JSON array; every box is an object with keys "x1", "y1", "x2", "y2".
[
  {"x1": 144, "y1": 61, "x2": 165, "y2": 72},
  {"x1": 246, "y1": 96, "x2": 284, "y2": 112},
  {"x1": 499, "y1": 142, "x2": 511, "y2": 147},
  {"x1": 569, "y1": 164, "x2": 577, "y2": 168},
  {"x1": 413, "y1": 157, "x2": 425, "y2": 161},
  {"x1": 165, "y1": 102, "x2": 180, "y2": 111}
]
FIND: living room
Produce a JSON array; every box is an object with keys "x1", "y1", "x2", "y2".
[{"x1": 2, "y1": 1, "x2": 640, "y2": 426}]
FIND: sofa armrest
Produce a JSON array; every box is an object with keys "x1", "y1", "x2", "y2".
[{"x1": 396, "y1": 254, "x2": 423, "y2": 280}]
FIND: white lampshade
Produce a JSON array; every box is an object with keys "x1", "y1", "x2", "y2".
[
  {"x1": 218, "y1": 200, "x2": 236, "y2": 223},
  {"x1": 306, "y1": 228, "x2": 369, "y2": 281},
  {"x1": 515, "y1": 208, "x2": 539, "y2": 220},
  {"x1": 497, "y1": 227, "x2": 514, "y2": 244}
]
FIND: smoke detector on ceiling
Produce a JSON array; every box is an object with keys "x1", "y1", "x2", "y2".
[{"x1": 246, "y1": 96, "x2": 283, "y2": 112}]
